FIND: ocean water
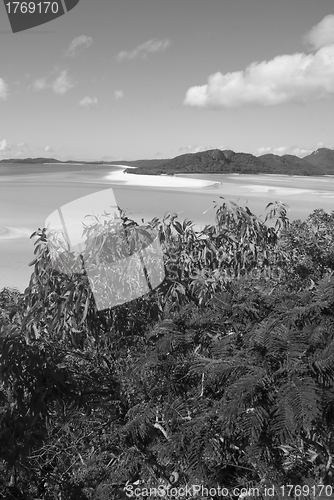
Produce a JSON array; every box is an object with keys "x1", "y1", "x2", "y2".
[{"x1": 1, "y1": 163, "x2": 334, "y2": 291}]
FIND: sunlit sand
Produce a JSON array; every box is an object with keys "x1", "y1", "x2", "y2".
[{"x1": 104, "y1": 168, "x2": 220, "y2": 188}]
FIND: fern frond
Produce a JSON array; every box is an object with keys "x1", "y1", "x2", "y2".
[
  {"x1": 210, "y1": 334, "x2": 238, "y2": 358},
  {"x1": 225, "y1": 367, "x2": 267, "y2": 402},
  {"x1": 238, "y1": 406, "x2": 269, "y2": 441},
  {"x1": 123, "y1": 402, "x2": 158, "y2": 441},
  {"x1": 313, "y1": 274, "x2": 334, "y2": 305},
  {"x1": 271, "y1": 377, "x2": 321, "y2": 442},
  {"x1": 271, "y1": 395, "x2": 296, "y2": 443},
  {"x1": 311, "y1": 346, "x2": 334, "y2": 385}
]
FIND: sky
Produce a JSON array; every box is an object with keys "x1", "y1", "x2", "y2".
[{"x1": 0, "y1": 0, "x2": 334, "y2": 161}]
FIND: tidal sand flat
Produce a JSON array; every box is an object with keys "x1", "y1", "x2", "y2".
[
  {"x1": 104, "y1": 168, "x2": 220, "y2": 188},
  {"x1": 178, "y1": 173, "x2": 334, "y2": 221},
  {"x1": 2, "y1": 163, "x2": 334, "y2": 292}
]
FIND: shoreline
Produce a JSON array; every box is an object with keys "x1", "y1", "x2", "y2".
[
  {"x1": 104, "y1": 166, "x2": 220, "y2": 188},
  {"x1": 2, "y1": 161, "x2": 331, "y2": 179}
]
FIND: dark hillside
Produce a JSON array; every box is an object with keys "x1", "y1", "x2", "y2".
[
  {"x1": 303, "y1": 148, "x2": 334, "y2": 171},
  {"x1": 126, "y1": 149, "x2": 271, "y2": 175},
  {"x1": 259, "y1": 153, "x2": 323, "y2": 175},
  {"x1": 126, "y1": 148, "x2": 324, "y2": 176},
  {"x1": 0, "y1": 157, "x2": 61, "y2": 164}
]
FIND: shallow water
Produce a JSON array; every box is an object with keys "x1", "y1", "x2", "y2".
[{"x1": 1, "y1": 164, "x2": 334, "y2": 291}]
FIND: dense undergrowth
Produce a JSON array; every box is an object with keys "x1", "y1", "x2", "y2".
[{"x1": 1, "y1": 199, "x2": 334, "y2": 499}]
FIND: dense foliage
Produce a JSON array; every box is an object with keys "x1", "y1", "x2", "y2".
[{"x1": 1, "y1": 201, "x2": 334, "y2": 499}]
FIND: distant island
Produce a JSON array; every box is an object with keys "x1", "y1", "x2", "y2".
[
  {"x1": 1, "y1": 147, "x2": 334, "y2": 176},
  {"x1": 124, "y1": 148, "x2": 334, "y2": 176},
  {"x1": 0, "y1": 157, "x2": 167, "y2": 167}
]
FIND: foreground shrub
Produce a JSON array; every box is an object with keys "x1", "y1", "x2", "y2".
[{"x1": 2, "y1": 203, "x2": 334, "y2": 497}]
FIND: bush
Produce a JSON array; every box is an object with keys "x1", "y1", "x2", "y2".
[{"x1": 1, "y1": 203, "x2": 334, "y2": 497}]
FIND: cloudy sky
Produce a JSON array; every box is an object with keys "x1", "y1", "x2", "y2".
[{"x1": 0, "y1": 0, "x2": 334, "y2": 161}]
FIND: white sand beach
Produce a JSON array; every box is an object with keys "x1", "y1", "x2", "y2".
[{"x1": 104, "y1": 167, "x2": 220, "y2": 188}]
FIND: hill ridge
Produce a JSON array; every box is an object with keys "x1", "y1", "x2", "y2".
[
  {"x1": 125, "y1": 148, "x2": 334, "y2": 176},
  {"x1": 1, "y1": 148, "x2": 334, "y2": 176}
]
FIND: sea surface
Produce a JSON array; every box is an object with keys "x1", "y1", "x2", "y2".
[{"x1": 1, "y1": 162, "x2": 334, "y2": 291}]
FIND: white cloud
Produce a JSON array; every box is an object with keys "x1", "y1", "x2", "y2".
[
  {"x1": 253, "y1": 142, "x2": 333, "y2": 158},
  {"x1": 184, "y1": 15, "x2": 334, "y2": 109},
  {"x1": 116, "y1": 38, "x2": 170, "y2": 61},
  {"x1": 32, "y1": 70, "x2": 75, "y2": 95},
  {"x1": 315, "y1": 141, "x2": 334, "y2": 149},
  {"x1": 286, "y1": 147, "x2": 314, "y2": 157},
  {"x1": 254, "y1": 146, "x2": 286, "y2": 156},
  {"x1": 0, "y1": 139, "x2": 11, "y2": 152},
  {"x1": 114, "y1": 90, "x2": 123, "y2": 100},
  {"x1": 65, "y1": 35, "x2": 93, "y2": 57},
  {"x1": 32, "y1": 77, "x2": 47, "y2": 91},
  {"x1": 177, "y1": 144, "x2": 228, "y2": 155},
  {"x1": 304, "y1": 14, "x2": 334, "y2": 50},
  {"x1": 253, "y1": 146, "x2": 309, "y2": 157},
  {"x1": 79, "y1": 96, "x2": 98, "y2": 107},
  {"x1": 178, "y1": 145, "x2": 213, "y2": 154},
  {"x1": 52, "y1": 70, "x2": 75, "y2": 94},
  {"x1": 0, "y1": 142, "x2": 56, "y2": 158},
  {"x1": 0, "y1": 78, "x2": 8, "y2": 100},
  {"x1": 0, "y1": 140, "x2": 33, "y2": 157}
]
